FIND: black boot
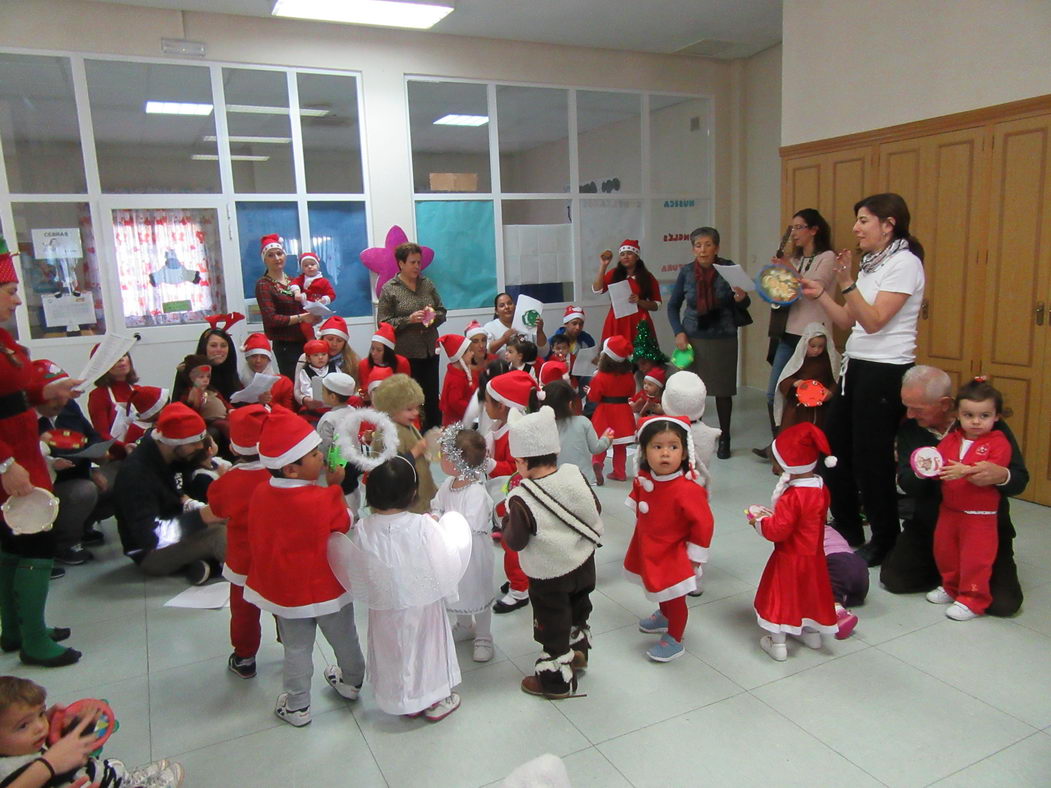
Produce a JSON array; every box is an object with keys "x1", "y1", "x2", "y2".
[{"x1": 752, "y1": 403, "x2": 777, "y2": 459}]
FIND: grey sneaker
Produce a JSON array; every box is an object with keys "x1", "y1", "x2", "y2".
[
  {"x1": 638, "y1": 610, "x2": 669, "y2": 634},
  {"x1": 324, "y1": 665, "x2": 361, "y2": 700},
  {"x1": 646, "y1": 634, "x2": 685, "y2": 662},
  {"x1": 274, "y1": 693, "x2": 311, "y2": 726}
]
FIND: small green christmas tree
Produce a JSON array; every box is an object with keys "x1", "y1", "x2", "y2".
[{"x1": 632, "y1": 320, "x2": 667, "y2": 364}]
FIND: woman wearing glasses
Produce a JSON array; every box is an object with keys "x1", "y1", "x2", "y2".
[{"x1": 754, "y1": 209, "x2": 836, "y2": 457}]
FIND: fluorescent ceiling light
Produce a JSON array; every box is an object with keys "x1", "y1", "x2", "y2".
[
  {"x1": 192, "y1": 154, "x2": 270, "y2": 162},
  {"x1": 272, "y1": 0, "x2": 453, "y2": 30},
  {"x1": 145, "y1": 101, "x2": 213, "y2": 116},
  {"x1": 227, "y1": 103, "x2": 329, "y2": 117},
  {"x1": 202, "y1": 135, "x2": 292, "y2": 144},
  {"x1": 433, "y1": 114, "x2": 488, "y2": 126}
]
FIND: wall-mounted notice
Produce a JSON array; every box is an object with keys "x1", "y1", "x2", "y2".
[{"x1": 31, "y1": 228, "x2": 82, "y2": 259}]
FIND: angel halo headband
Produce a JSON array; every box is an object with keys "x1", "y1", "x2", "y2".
[{"x1": 439, "y1": 422, "x2": 486, "y2": 482}]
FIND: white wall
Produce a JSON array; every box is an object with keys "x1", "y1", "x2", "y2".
[
  {"x1": 0, "y1": 0, "x2": 736, "y2": 387},
  {"x1": 782, "y1": 0, "x2": 1051, "y2": 145}
]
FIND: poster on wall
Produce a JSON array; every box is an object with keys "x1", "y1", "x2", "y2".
[
  {"x1": 31, "y1": 228, "x2": 82, "y2": 259},
  {"x1": 648, "y1": 198, "x2": 712, "y2": 301},
  {"x1": 41, "y1": 292, "x2": 96, "y2": 329}
]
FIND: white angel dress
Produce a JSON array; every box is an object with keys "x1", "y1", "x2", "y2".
[
  {"x1": 329, "y1": 511, "x2": 472, "y2": 715},
  {"x1": 431, "y1": 478, "x2": 496, "y2": 616}
]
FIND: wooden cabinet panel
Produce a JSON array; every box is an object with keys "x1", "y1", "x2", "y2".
[
  {"x1": 782, "y1": 156, "x2": 823, "y2": 224},
  {"x1": 827, "y1": 147, "x2": 875, "y2": 250}
]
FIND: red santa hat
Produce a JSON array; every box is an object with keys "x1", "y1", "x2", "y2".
[
  {"x1": 258, "y1": 406, "x2": 320, "y2": 469},
  {"x1": 619, "y1": 239, "x2": 641, "y2": 256},
  {"x1": 0, "y1": 237, "x2": 19, "y2": 283},
  {"x1": 562, "y1": 305, "x2": 585, "y2": 324},
  {"x1": 260, "y1": 234, "x2": 283, "y2": 257},
  {"x1": 487, "y1": 370, "x2": 541, "y2": 411},
  {"x1": 643, "y1": 367, "x2": 666, "y2": 389},
  {"x1": 242, "y1": 332, "x2": 274, "y2": 361},
  {"x1": 601, "y1": 336, "x2": 632, "y2": 363},
  {"x1": 303, "y1": 339, "x2": 329, "y2": 356},
  {"x1": 130, "y1": 386, "x2": 168, "y2": 421},
  {"x1": 299, "y1": 251, "x2": 320, "y2": 268},
  {"x1": 464, "y1": 320, "x2": 487, "y2": 340},
  {"x1": 634, "y1": 414, "x2": 699, "y2": 489},
  {"x1": 154, "y1": 403, "x2": 207, "y2": 446},
  {"x1": 539, "y1": 359, "x2": 569, "y2": 386},
  {"x1": 318, "y1": 315, "x2": 349, "y2": 342},
  {"x1": 771, "y1": 422, "x2": 837, "y2": 474},
  {"x1": 372, "y1": 322, "x2": 396, "y2": 350},
  {"x1": 436, "y1": 334, "x2": 471, "y2": 364},
  {"x1": 228, "y1": 404, "x2": 269, "y2": 456},
  {"x1": 366, "y1": 366, "x2": 394, "y2": 393},
  {"x1": 32, "y1": 359, "x2": 67, "y2": 383}
]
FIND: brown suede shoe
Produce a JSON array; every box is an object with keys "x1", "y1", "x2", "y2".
[
  {"x1": 520, "y1": 675, "x2": 572, "y2": 699},
  {"x1": 571, "y1": 649, "x2": 588, "y2": 671}
]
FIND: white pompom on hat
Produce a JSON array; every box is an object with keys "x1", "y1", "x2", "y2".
[
  {"x1": 508, "y1": 405, "x2": 560, "y2": 458},
  {"x1": 771, "y1": 422, "x2": 837, "y2": 474},
  {"x1": 661, "y1": 370, "x2": 707, "y2": 420}
]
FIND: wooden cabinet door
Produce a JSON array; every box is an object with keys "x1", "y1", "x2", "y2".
[
  {"x1": 782, "y1": 154, "x2": 824, "y2": 226},
  {"x1": 983, "y1": 115, "x2": 1051, "y2": 505}
]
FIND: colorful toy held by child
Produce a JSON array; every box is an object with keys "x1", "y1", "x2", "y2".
[
  {"x1": 625, "y1": 416, "x2": 713, "y2": 662},
  {"x1": 773, "y1": 322, "x2": 839, "y2": 432}
]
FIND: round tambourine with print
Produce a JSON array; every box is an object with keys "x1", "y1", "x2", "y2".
[
  {"x1": 796, "y1": 379, "x2": 829, "y2": 407},
  {"x1": 47, "y1": 698, "x2": 118, "y2": 755},
  {"x1": 755, "y1": 264, "x2": 801, "y2": 306},
  {"x1": 1, "y1": 487, "x2": 59, "y2": 535},
  {"x1": 910, "y1": 446, "x2": 944, "y2": 478}
]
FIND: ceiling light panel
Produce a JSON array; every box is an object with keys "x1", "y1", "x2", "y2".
[
  {"x1": 145, "y1": 101, "x2": 213, "y2": 116},
  {"x1": 433, "y1": 114, "x2": 489, "y2": 126},
  {"x1": 272, "y1": 0, "x2": 453, "y2": 30}
]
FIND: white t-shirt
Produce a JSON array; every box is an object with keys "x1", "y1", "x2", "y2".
[
  {"x1": 482, "y1": 317, "x2": 541, "y2": 357},
  {"x1": 844, "y1": 249, "x2": 925, "y2": 364}
]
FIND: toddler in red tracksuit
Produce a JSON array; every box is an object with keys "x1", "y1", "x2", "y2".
[{"x1": 926, "y1": 378, "x2": 1011, "y2": 621}]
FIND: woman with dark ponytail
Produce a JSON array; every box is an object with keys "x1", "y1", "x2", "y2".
[{"x1": 800, "y1": 193, "x2": 925, "y2": 568}]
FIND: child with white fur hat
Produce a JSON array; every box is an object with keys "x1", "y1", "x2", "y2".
[
  {"x1": 661, "y1": 371, "x2": 720, "y2": 488},
  {"x1": 502, "y1": 406, "x2": 603, "y2": 699}
]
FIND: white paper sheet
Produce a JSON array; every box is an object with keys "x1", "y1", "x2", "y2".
[
  {"x1": 303, "y1": 300, "x2": 334, "y2": 318},
  {"x1": 75, "y1": 332, "x2": 137, "y2": 386},
  {"x1": 713, "y1": 262, "x2": 756, "y2": 292},
  {"x1": 571, "y1": 345, "x2": 599, "y2": 377},
  {"x1": 41, "y1": 293, "x2": 96, "y2": 328},
  {"x1": 164, "y1": 582, "x2": 230, "y2": 609},
  {"x1": 229, "y1": 373, "x2": 279, "y2": 404},
  {"x1": 608, "y1": 279, "x2": 638, "y2": 320},
  {"x1": 310, "y1": 376, "x2": 325, "y2": 402},
  {"x1": 511, "y1": 294, "x2": 545, "y2": 335}
]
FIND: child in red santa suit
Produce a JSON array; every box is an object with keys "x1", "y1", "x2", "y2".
[
  {"x1": 925, "y1": 378, "x2": 1012, "y2": 621},
  {"x1": 630, "y1": 366, "x2": 665, "y2": 418},
  {"x1": 289, "y1": 251, "x2": 335, "y2": 341},
  {"x1": 357, "y1": 323, "x2": 411, "y2": 398},
  {"x1": 244, "y1": 407, "x2": 365, "y2": 727},
  {"x1": 437, "y1": 333, "x2": 476, "y2": 427},
  {"x1": 747, "y1": 422, "x2": 839, "y2": 661},
  {"x1": 587, "y1": 336, "x2": 636, "y2": 482},
  {"x1": 240, "y1": 333, "x2": 295, "y2": 410},
  {"x1": 625, "y1": 416, "x2": 713, "y2": 662},
  {"x1": 206, "y1": 405, "x2": 271, "y2": 680}
]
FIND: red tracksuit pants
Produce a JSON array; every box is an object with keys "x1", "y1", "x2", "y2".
[
  {"x1": 230, "y1": 583, "x2": 262, "y2": 658},
  {"x1": 933, "y1": 507, "x2": 999, "y2": 614},
  {"x1": 593, "y1": 444, "x2": 627, "y2": 478},
  {"x1": 503, "y1": 541, "x2": 529, "y2": 593}
]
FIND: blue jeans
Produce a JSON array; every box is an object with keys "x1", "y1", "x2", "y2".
[{"x1": 766, "y1": 335, "x2": 801, "y2": 405}]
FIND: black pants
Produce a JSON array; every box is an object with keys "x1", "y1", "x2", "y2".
[
  {"x1": 408, "y1": 355, "x2": 441, "y2": 432},
  {"x1": 272, "y1": 340, "x2": 303, "y2": 380},
  {"x1": 529, "y1": 555, "x2": 595, "y2": 658},
  {"x1": 821, "y1": 358, "x2": 911, "y2": 549}
]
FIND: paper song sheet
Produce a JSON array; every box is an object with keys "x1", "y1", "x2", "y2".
[
  {"x1": 303, "y1": 300, "x2": 334, "y2": 319},
  {"x1": 571, "y1": 345, "x2": 599, "y2": 377},
  {"x1": 164, "y1": 582, "x2": 230, "y2": 609},
  {"x1": 713, "y1": 262, "x2": 756, "y2": 292},
  {"x1": 511, "y1": 294, "x2": 544, "y2": 336},
  {"x1": 75, "y1": 332, "x2": 136, "y2": 386},
  {"x1": 230, "y1": 374, "x2": 279, "y2": 404},
  {"x1": 608, "y1": 280, "x2": 638, "y2": 320}
]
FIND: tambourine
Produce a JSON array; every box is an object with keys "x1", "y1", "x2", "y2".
[
  {"x1": 671, "y1": 345, "x2": 695, "y2": 370},
  {"x1": 40, "y1": 429, "x2": 88, "y2": 452},
  {"x1": 910, "y1": 446, "x2": 944, "y2": 478},
  {"x1": 796, "y1": 380, "x2": 829, "y2": 407},
  {"x1": 47, "y1": 699, "x2": 118, "y2": 755},
  {"x1": 755, "y1": 264, "x2": 801, "y2": 306},
  {"x1": 1, "y1": 487, "x2": 59, "y2": 535}
]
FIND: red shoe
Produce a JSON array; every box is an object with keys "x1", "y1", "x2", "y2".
[
  {"x1": 607, "y1": 472, "x2": 628, "y2": 482},
  {"x1": 835, "y1": 608, "x2": 858, "y2": 640}
]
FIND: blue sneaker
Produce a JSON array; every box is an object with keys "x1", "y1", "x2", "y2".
[
  {"x1": 638, "y1": 611, "x2": 669, "y2": 634},
  {"x1": 646, "y1": 635, "x2": 685, "y2": 662}
]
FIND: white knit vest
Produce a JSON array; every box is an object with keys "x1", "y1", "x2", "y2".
[{"x1": 508, "y1": 464, "x2": 603, "y2": 580}]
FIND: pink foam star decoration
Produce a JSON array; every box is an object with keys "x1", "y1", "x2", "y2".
[{"x1": 360, "y1": 225, "x2": 434, "y2": 297}]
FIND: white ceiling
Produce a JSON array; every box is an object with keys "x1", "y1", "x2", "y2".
[{"x1": 91, "y1": 0, "x2": 783, "y2": 58}]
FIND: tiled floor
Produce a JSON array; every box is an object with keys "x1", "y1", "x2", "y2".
[{"x1": 6, "y1": 388, "x2": 1050, "y2": 787}]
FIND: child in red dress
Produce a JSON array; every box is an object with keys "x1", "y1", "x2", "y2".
[
  {"x1": 747, "y1": 422, "x2": 839, "y2": 661},
  {"x1": 437, "y1": 334, "x2": 477, "y2": 426},
  {"x1": 926, "y1": 378, "x2": 1012, "y2": 621},
  {"x1": 624, "y1": 416, "x2": 713, "y2": 662},
  {"x1": 629, "y1": 366, "x2": 665, "y2": 419},
  {"x1": 587, "y1": 336, "x2": 636, "y2": 481}
]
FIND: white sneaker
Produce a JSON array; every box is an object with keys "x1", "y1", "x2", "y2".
[
  {"x1": 324, "y1": 665, "x2": 361, "y2": 700},
  {"x1": 129, "y1": 760, "x2": 185, "y2": 787},
  {"x1": 760, "y1": 635, "x2": 787, "y2": 662},
  {"x1": 424, "y1": 693, "x2": 461, "y2": 722},
  {"x1": 450, "y1": 622, "x2": 475, "y2": 642},
  {"x1": 946, "y1": 601, "x2": 979, "y2": 621},
  {"x1": 926, "y1": 586, "x2": 953, "y2": 604},
  {"x1": 472, "y1": 637, "x2": 494, "y2": 663},
  {"x1": 274, "y1": 693, "x2": 311, "y2": 727},
  {"x1": 794, "y1": 630, "x2": 822, "y2": 649}
]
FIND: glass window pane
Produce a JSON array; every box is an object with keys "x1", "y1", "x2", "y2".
[
  {"x1": 502, "y1": 199, "x2": 573, "y2": 303},
  {"x1": 649, "y1": 95, "x2": 711, "y2": 194},
  {"x1": 0, "y1": 54, "x2": 87, "y2": 194},
  {"x1": 408, "y1": 81, "x2": 490, "y2": 194},
  {"x1": 306, "y1": 202, "x2": 370, "y2": 317},
  {"x1": 497, "y1": 85, "x2": 569, "y2": 194},
  {"x1": 577, "y1": 91, "x2": 641, "y2": 195},
  {"x1": 415, "y1": 200, "x2": 496, "y2": 309},
  {"x1": 298, "y1": 73, "x2": 363, "y2": 194},
  {"x1": 223, "y1": 68, "x2": 295, "y2": 194},
  {"x1": 111, "y1": 208, "x2": 225, "y2": 328},
  {"x1": 11, "y1": 202, "x2": 104, "y2": 338},
  {"x1": 234, "y1": 202, "x2": 300, "y2": 321},
  {"x1": 85, "y1": 60, "x2": 220, "y2": 193},
  {"x1": 577, "y1": 198, "x2": 644, "y2": 310}
]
